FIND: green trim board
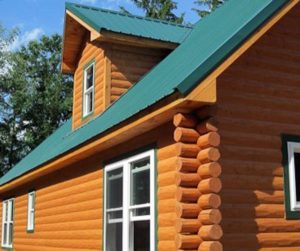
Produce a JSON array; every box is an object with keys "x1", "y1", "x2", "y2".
[
  {"x1": 0, "y1": 0, "x2": 293, "y2": 186},
  {"x1": 65, "y1": 2, "x2": 192, "y2": 44},
  {"x1": 281, "y1": 134, "x2": 300, "y2": 219}
]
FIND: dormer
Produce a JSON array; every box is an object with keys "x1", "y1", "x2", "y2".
[{"x1": 62, "y1": 3, "x2": 192, "y2": 130}]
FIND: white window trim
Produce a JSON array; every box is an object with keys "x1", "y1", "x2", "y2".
[
  {"x1": 287, "y1": 142, "x2": 300, "y2": 211},
  {"x1": 1, "y1": 198, "x2": 14, "y2": 248},
  {"x1": 83, "y1": 62, "x2": 95, "y2": 117},
  {"x1": 27, "y1": 191, "x2": 35, "y2": 231},
  {"x1": 104, "y1": 149, "x2": 155, "y2": 251}
]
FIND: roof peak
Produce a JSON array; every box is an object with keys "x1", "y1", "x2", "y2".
[{"x1": 65, "y1": 2, "x2": 193, "y2": 29}]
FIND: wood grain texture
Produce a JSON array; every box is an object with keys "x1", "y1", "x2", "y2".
[
  {"x1": 0, "y1": 122, "x2": 177, "y2": 250},
  {"x1": 215, "y1": 5, "x2": 300, "y2": 250},
  {"x1": 72, "y1": 39, "x2": 105, "y2": 130},
  {"x1": 110, "y1": 43, "x2": 169, "y2": 103}
]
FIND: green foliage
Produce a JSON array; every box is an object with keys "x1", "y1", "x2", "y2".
[
  {"x1": 0, "y1": 33, "x2": 73, "y2": 175},
  {"x1": 121, "y1": 0, "x2": 185, "y2": 24},
  {"x1": 193, "y1": 0, "x2": 224, "y2": 17},
  {"x1": 0, "y1": 24, "x2": 18, "y2": 71}
]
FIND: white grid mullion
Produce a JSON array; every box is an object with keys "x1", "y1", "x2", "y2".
[
  {"x1": 123, "y1": 161, "x2": 130, "y2": 251},
  {"x1": 149, "y1": 150, "x2": 155, "y2": 251},
  {"x1": 104, "y1": 163, "x2": 124, "y2": 251},
  {"x1": 2, "y1": 199, "x2": 13, "y2": 248},
  {"x1": 104, "y1": 149, "x2": 155, "y2": 251},
  {"x1": 1, "y1": 201, "x2": 7, "y2": 246}
]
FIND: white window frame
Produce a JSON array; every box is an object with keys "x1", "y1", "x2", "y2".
[
  {"x1": 83, "y1": 62, "x2": 95, "y2": 117},
  {"x1": 27, "y1": 191, "x2": 35, "y2": 231},
  {"x1": 287, "y1": 142, "x2": 300, "y2": 211},
  {"x1": 1, "y1": 198, "x2": 14, "y2": 248},
  {"x1": 104, "y1": 149, "x2": 155, "y2": 251}
]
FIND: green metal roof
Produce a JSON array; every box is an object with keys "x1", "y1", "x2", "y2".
[
  {"x1": 0, "y1": 0, "x2": 290, "y2": 186},
  {"x1": 65, "y1": 2, "x2": 192, "y2": 44}
]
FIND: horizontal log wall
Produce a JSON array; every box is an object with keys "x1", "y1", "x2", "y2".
[
  {"x1": 214, "y1": 5, "x2": 300, "y2": 250},
  {"x1": 72, "y1": 41, "x2": 169, "y2": 130},
  {"x1": 72, "y1": 38, "x2": 105, "y2": 130},
  {"x1": 110, "y1": 44, "x2": 169, "y2": 103},
  {"x1": 0, "y1": 122, "x2": 176, "y2": 250}
]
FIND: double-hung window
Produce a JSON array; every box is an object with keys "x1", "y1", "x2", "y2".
[
  {"x1": 282, "y1": 135, "x2": 300, "y2": 219},
  {"x1": 104, "y1": 149, "x2": 155, "y2": 251},
  {"x1": 83, "y1": 61, "x2": 95, "y2": 117},
  {"x1": 1, "y1": 198, "x2": 14, "y2": 248},
  {"x1": 27, "y1": 191, "x2": 35, "y2": 231}
]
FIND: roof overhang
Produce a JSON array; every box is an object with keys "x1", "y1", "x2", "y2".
[
  {"x1": 0, "y1": 79, "x2": 216, "y2": 193},
  {"x1": 61, "y1": 10, "x2": 178, "y2": 74}
]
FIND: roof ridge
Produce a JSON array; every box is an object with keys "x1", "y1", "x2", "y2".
[{"x1": 65, "y1": 2, "x2": 193, "y2": 29}]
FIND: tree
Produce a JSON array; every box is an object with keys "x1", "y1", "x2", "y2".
[
  {"x1": 193, "y1": 0, "x2": 224, "y2": 18},
  {"x1": 0, "y1": 33, "x2": 73, "y2": 175},
  {"x1": 121, "y1": 0, "x2": 185, "y2": 24},
  {"x1": 0, "y1": 24, "x2": 21, "y2": 175}
]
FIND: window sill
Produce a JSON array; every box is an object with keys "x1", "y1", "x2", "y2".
[
  {"x1": 82, "y1": 111, "x2": 94, "y2": 121},
  {"x1": 27, "y1": 229, "x2": 34, "y2": 234},
  {"x1": 285, "y1": 209, "x2": 300, "y2": 220},
  {"x1": 1, "y1": 246, "x2": 13, "y2": 251}
]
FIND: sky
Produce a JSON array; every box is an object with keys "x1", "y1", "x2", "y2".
[{"x1": 0, "y1": 0, "x2": 200, "y2": 50}]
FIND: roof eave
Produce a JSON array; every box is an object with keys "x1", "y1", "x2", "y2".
[{"x1": 0, "y1": 83, "x2": 217, "y2": 193}]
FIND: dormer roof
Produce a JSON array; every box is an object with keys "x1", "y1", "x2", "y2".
[
  {"x1": 62, "y1": 2, "x2": 192, "y2": 74},
  {"x1": 65, "y1": 2, "x2": 192, "y2": 43}
]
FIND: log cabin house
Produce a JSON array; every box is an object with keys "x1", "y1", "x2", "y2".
[{"x1": 0, "y1": 0, "x2": 299, "y2": 250}]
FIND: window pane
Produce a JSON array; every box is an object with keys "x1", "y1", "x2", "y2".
[
  {"x1": 3, "y1": 223, "x2": 7, "y2": 245},
  {"x1": 294, "y1": 152, "x2": 300, "y2": 202},
  {"x1": 4, "y1": 202, "x2": 8, "y2": 221},
  {"x1": 29, "y1": 210, "x2": 34, "y2": 228},
  {"x1": 107, "y1": 168, "x2": 123, "y2": 209},
  {"x1": 29, "y1": 193, "x2": 35, "y2": 210},
  {"x1": 132, "y1": 207, "x2": 150, "y2": 217},
  {"x1": 8, "y1": 223, "x2": 13, "y2": 245},
  {"x1": 108, "y1": 210, "x2": 123, "y2": 221},
  {"x1": 88, "y1": 91, "x2": 93, "y2": 113},
  {"x1": 86, "y1": 65, "x2": 94, "y2": 89},
  {"x1": 9, "y1": 200, "x2": 14, "y2": 221},
  {"x1": 134, "y1": 221, "x2": 150, "y2": 251},
  {"x1": 131, "y1": 158, "x2": 150, "y2": 205},
  {"x1": 106, "y1": 222, "x2": 122, "y2": 251}
]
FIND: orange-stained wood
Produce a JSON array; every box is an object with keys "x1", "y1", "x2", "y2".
[
  {"x1": 215, "y1": 4, "x2": 300, "y2": 250},
  {"x1": 109, "y1": 43, "x2": 169, "y2": 103},
  {"x1": 0, "y1": 122, "x2": 178, "y2": 250}
]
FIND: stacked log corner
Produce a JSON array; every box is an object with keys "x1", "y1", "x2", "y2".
[{"x1": 173, "y1": 113, "x2": 223, "y2": 251}]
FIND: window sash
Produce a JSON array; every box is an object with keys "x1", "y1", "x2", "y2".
[
  {"x1": 2, "y1": 198, "x2": 14, "y2": 248},
  {"x1": 104, "y1": 150, "x2": 155, "y2": 251},
  {"x1": 287, "y1": 142, "x2": 300, "y2": 211},
  {"x1": 83, "y1": 63, "x2": 95, "y2": 117},
  {"x1": 27, "y1": 192, "x2": 35, "y2": 231}
]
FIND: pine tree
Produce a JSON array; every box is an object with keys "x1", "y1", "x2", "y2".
[
  {"x1": 0, "y1": 33, "x2": 73, "y2": 175},
  {"x1": 193, "y1": 0, "x2": 224, "y2": 18},
  {"x1": 121, "y1": 0, "x2": 185, "y2": 24}
]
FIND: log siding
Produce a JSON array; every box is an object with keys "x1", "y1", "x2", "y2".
[
  {"x1": 72, "y1": 41, "x2": 169, "y2": 130},
  {"x1": 110, "y1": 44, "x2": 169, "y2": 103},
  {"x1": 214, "y1": 5, "x2": 300, "y2": 250},
  {"x1": 72, "y1": 39, "x2": 105, "y2": 130},
  {"x1": 0, "y1": 122, "x2": 177, "y2": 250}
]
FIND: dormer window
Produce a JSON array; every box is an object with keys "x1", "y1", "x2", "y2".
[{"x1": 83, "y1": 61, "x2": 95, "y2": 118}]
